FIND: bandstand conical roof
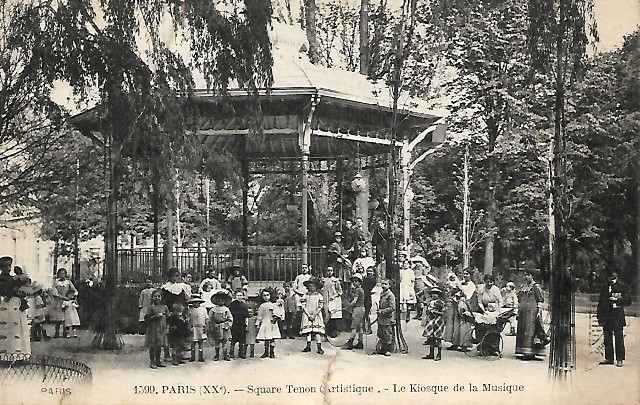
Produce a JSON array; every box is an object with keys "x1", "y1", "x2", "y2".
[{"x1": 71, "y1": 23, "x2": 446, "y2": 160}]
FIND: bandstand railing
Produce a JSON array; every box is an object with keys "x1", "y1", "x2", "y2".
[{"x1": 117, "y1": 245, "x2": 328, "y2": 284}]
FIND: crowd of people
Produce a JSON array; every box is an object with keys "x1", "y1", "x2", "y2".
[
  {"x1": 1, "y1": 242, "x2": 630, "y2": 370},
  {"x1": 0, "y1": 256, "x2": 82, "y2": 346},
  {"x1": 131, "y1": 248, "x2": 559, "y2": 368}
]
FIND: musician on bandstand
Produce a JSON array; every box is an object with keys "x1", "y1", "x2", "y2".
[{"x1": 327, "y1": 232, "x2": 351, "y2": 283}]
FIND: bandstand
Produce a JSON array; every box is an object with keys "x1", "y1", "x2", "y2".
[{"x1": 70, "y1": 31, "x2": 447, "y2": 285}]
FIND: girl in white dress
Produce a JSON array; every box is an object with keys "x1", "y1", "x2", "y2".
[
  {"x1": 255, "y1": 288, "x2": 284, "y2": 358},
  {"x1": 301, "y1": 278, "x2": 325, "y2": 354},
  {"x1": 398, "y1": 254, "x2": 416, "y2": 322}
]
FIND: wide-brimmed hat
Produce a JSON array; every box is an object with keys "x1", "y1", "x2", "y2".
[
  {"x1": 410, "y1": 255, "x2": 429, "y2": 266},
  {"x1": 350, "y1": 273, "x2": 363, "y2": 282},
  {"x1": 0, "y1": 256, "x2": 13, "y2": 266},
  {"x1": 506, "y1": 281, "x2": 516, "y2": 289},
  {"x1": 429, "y1": 286, "x2": 444, "y2": 295},
  {"x1": 188, "y1": 293, "x2": 205, "y2": 304},
  {"x1": 303, "y1": 277, "x2": 323, "y2": 289},
  {"x1": 210, "y1": 290, "x2": 231, "y2": 303},
  {"x1": 334, "y1": 231, "x2": 343, "y2": 237}
]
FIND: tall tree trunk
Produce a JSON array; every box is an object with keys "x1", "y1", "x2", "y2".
[
  {"x1": 635, "y1": 151, "x2": 640, "y2": 298},
  {"x1": 94, "y1": 131, "x2": 123, "y2": 350},
  {"x1": 483, "y1": 194, "x2": 496, "y2": 274},
  {"x1": 152, "y1": 185, "x2": 159, "y2": 280},
  {"x1": 483, "y1": 132, "x2": 498, "y2": 275},
  {"x1": 462, "y1": 144, "x2": 470, "y2": 269},
  {"x1": 359, "y1": 0, "x2": 370, "y2": 75},
  {"x1": 304, "y1": 0, "x2": 319, "y2": 64},
  {"x1": 549, "y1": 0, "x2": 573, "y2": 378}
]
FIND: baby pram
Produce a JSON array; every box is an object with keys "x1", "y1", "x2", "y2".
[{"x1": 461, "y1": 307, "x2": 516, "y2": 359}]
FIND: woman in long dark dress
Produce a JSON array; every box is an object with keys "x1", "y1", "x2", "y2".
[{"x1": 515, "y1": 272, "x2": 549, "y2": 360}]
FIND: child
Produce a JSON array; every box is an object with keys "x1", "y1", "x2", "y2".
[
  {"x1": 300, "y1": 277, "x2": 325, "y2": 355},
  {"x1": 398, "y1": 252, "x2": 416, "y2": 322},
  {"x1": 377, "y1": 279, "x2": 396, "y2": 356},
  {"x1": 282, "y1": 282, "x2": 298, "y2": 339},
  {"x1": 256, "y1": 287, "x2": 284, "y2": 358},
  {"x1": 229, "y1": 290, "x2": 249, "y2": 359},
  {"x1": 245, "y1": 305, "x2": 258, "y2": 357},
  {"x1": 209, "y1": 290, "x2": 233, "y2": 361},
  {"x1": 201, "y1": 281, "x2": 215, "y2": 312},
  {"x1": 167, "y1": 302, "x2": 189, "y2": 365},
  {"x1": 227, "y1": 267, "x2": 249, "y2": 294},
  {"x1": 292, "y1": 265, "x2": 312, "y2": 331},
  {"x1": 145, "y1": 289, "x2": 169, "y2": 369},
  {"x1": 27, "y1": 284, "x2": 46, "y2": 342},
  {"x1": 188, "y1": 293, "x2": 208, "y2": 362},
  {"x1": 322, "y1": 266, "x2": 343, "y2": 339},
  {"x1": 422, "y1": 287, "x2": 446, "y2": 361},
  {"x1": 343, "y1": 273, "x2": 365, "y2": 350},
  {"x1": 138, "y1": 278, "x2": 155, "y2": 335}
]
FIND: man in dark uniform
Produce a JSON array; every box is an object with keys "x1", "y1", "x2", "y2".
[
  {"x1": 317, "y1": 218, "x2": 336, "y2": 248},
  {"x1": 342, "y1": 219, "x2": 356, "y2": 261},
  {"x1": 327, "y1": 232, "x2": 352, "y2": 282},
  {"x1": 371, "y1": 219, "x2": 389, "y2": 264},
  {"x1": 597, "y1": 271, "x2": 629, "y2": 367},
  {"x1": 354, "y1": 217, "x2": 371, "y2": 255}
]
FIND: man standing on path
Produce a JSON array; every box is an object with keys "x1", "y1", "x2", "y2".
[
  {"x1": 377, "y1": 279, "x2": 396, "y2": 356},
  {"x1": 597, "y1": 271, "x2": 629, "y2": 367}
]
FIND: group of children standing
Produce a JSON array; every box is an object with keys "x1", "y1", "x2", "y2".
[{"x1": 141, "y1": 282, "x2": 261, "y2": 368}]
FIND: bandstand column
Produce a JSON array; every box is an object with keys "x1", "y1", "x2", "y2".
[
  {"x1": 299, "y1": 95, "x2": 318, "y2": 266},
  {"x1": 301, "y1": 153, "x2": 309, "y2": 265}
]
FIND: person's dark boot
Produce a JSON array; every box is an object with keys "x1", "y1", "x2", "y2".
[
  {"x1": 223, "y1": 349, "x2": 231, "y2": 361},
  {"x1": 214, "y1": 348, "x2": 220, "y2": 361},
  {"x1": 190, "y1": 348, "x2": 196, "y2": 362},
  {"x1": 422, "y1": 344, "x2": 435, "y2": 360},
  {"x1": 303, "y1": 341, "x2": 312, "y2": 352},
  {"x1": 198, "y1": 350, "x2": 205, "y2": 362},
  {"x1": 155, "y1": 348, "x2": 166, "y2": 367},
  {"x1": 405, "y1": 311, "x2": 411, "y2": 323},
  {"x1": 343, "y1": 338, "x2": 354, "y2": 350},
  {"x1": 239, "y1": 344, "x2": 246, "y2": 359},
  {"x1": 317, "y1": 343, "x2": 324, "y2": 355},
  {"x1": 172, "y1": 353, "x2": 180, "y2": 366},
  {"x1": 261, "y1": 343, "x2": 269, "y2": 358},
  {"x1": 269, "y1": 345, "x2": 275, "y2": 358},
  {"x1": 435, "y1": 346, "x2": 442, "y2": 361},
  {"x1": 229, "y1": 343, "x2": 235, "y2": 359}
]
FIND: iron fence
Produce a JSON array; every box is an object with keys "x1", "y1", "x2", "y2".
[
  {"x1": 117, "y1": 245, "x2": 328, "y2": 284},
  {"x1": 0, "y1": 353, "x2": 92, "y2": 385}
]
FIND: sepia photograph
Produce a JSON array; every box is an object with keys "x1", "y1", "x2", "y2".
[{"x1": 0, "y1": 0, "x2": 638, "y2": 404}]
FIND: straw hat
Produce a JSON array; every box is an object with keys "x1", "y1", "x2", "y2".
[
  {"x1": 429, "y1": 286, "x2": 444, "y2": 295},
  {"x1": 350, "y1": 273, "x2": 363, "y2": 282},
  {"x1": 188, "y1": 293, "x2": 205, "y2": 304},
  {"x1": 210, "y1": 290, "x2": 231, "y2": 303},
  {"x1": 303, "y1": 277, "x2": 323, "y2": 289}
]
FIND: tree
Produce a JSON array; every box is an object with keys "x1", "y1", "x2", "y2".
[
  {"x1": 527, "y1": 0, "x2": 598, "y2": 379},
  {"x1": 0, "y1": 2, "x2": 70, "y2": 211},
  {"x1": 304, "y1": 0, "x2": 320, "y2": 64},
  {"x1": 12, "y1": 0, "x2": 274, "y2": 350},
  {"x1": 436, "y1": 0, "x2": 533, "y2": 274}
]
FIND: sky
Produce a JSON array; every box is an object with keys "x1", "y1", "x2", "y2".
[{"x1": 592, "y1": 0, "x2": 640, "y2": 51}]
